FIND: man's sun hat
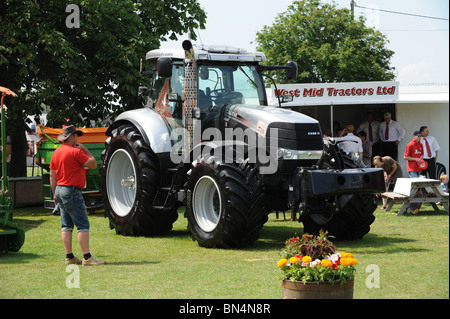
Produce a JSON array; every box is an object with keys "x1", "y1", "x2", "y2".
[{"x1": 57, "y1": 125, "x2": 83, "y2": 141}]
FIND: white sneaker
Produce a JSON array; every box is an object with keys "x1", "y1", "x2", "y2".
[{"x1": 82, "y1": 256, "x2": 106, "y2": 266}]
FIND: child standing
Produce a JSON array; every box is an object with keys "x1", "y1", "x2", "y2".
[{"x1": 440, "y1": 174, "x2": 449, "y2": 194}]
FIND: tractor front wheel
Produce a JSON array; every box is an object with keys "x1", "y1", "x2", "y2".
[
  {"x1": 100, "y1": 125, "x2": 177, "y2": 236},
  {"x1": 185, "y1": 156, "x2": 269, "y2": 248}
]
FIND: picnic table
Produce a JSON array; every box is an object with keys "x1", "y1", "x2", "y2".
[{"x1": 382, "y1": 178, "x2": 449, "y2": 216}]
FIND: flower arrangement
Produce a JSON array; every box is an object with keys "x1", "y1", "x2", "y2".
[{"x1": 277, "y1": 231, "x2": 358, "y2": 285}]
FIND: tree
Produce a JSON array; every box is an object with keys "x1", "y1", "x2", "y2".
[
  {"x1": 255, "y1": 0, "x2": 396, "y2": 84},
  {"x1": 0, "y1": 0, "x2": 206, "y2": 177}
]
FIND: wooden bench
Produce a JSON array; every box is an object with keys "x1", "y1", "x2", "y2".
[{"x1": 382, "y1": 178, "x2": 449, "y2": 216}]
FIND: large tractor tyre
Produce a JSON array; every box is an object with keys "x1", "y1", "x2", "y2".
[
  {"x1": 100, "y1": 125, "x2": 177, "y2": 236},
  {"x1": 185, "y1": 156, "x2": 269, "y2": 248},
  {"x1": 300, "y1": 152, "x2": 377, "y2": 240},
  {"x1": 300, "y1": 193, "x2": 376, "y2": 240}
]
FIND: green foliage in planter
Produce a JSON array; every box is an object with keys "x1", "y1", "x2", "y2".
[
  {"x1": 278, "y1": 230, "x2": 357, "y2": 284},
  {"x1": 280, "y1": 230, "x2": 336, "y2": 260}
]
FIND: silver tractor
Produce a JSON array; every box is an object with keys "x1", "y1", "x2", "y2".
[{"x1": 100, "y1": 40, "x2": 384, "y2": 248}]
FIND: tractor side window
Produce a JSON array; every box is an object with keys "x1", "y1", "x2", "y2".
[
  {"x1": 198, "y1": 66, "x2": 217, "y2": 113},
  {"x1": 152, "y1": 63, "x2": 184, "y2": 130}
]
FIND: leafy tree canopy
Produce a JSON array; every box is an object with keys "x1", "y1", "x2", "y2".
[
  {"x1": 255, "y1": 0, "x2": 396, "y2": 83},
  {"x1": 0, "y1": 0, "x2": 206, "y2": 176}
]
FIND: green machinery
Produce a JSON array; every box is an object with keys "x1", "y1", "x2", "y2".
[
  {"x1": 35, "y1": 127, "x2": 106, "y2": 212},
  {"x1": 0, "y1": 86, "x2": 25, "y2": 252}
]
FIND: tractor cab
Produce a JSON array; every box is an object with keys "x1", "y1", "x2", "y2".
[{"x1": 145, "y1": 45, "x2": 268, "y2": 134}]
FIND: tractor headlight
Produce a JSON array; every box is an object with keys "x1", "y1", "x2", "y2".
[{"x1": 277, "y1": 148, "x2": 322, "y2": 160}]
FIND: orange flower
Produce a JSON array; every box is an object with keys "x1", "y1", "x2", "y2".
[
  {"x1": 341, "y1": 257, "x2": 358, "y2": 266},
  {"x1": 340, "y1": 258, "x2": 350, "y2": 266},
  {"x1": 302, "y1": 256, "x2": 312, "y2": 263},
  {"x1": 277, "y1": 258, "x2": 288, "y2": 268},
  {"x1": 289, "y1": 256, "x2": 300, "y2": 264},
  {"x1": 320, "y1": 259, "x2": 333, "y2": 267},
  {"x1": 341, "y1": 252, "x2": 353, "y2": 259}
]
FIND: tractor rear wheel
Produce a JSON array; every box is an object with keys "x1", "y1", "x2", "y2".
[{"x1": 100, "y1": 125, "x2": 177, "y2": 236}]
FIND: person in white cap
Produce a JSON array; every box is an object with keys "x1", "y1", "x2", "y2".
[
  {"x1": 378, "y1": 112, "x2": 405, "y2": 161},
  {"x1": 50, "y1": 125, "x2": 105, "y2": 266}
]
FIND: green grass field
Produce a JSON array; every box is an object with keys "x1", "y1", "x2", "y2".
[{"x1": 1, "y1": 202, "x2": 448, "y2": 299}]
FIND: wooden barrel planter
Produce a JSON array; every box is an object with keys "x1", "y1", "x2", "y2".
[{"x1": 282, "y1": 280, "x2": 354, "y2": 299}]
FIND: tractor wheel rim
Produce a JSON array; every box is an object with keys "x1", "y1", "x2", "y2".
[
  {"x1": 106, "y1": 149, "x2": 137, "y2": 217},
  {"x1": 193, "y1": 176, "x2": 222, "y2": 232}
]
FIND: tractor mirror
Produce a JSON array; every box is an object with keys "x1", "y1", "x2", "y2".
[
  {"x1": 157, "y1": 57, "x2": 173, "y2": 78},
  {"x1": 286, "y1": 61, "x2": 298, "y2": 81},
  {"x1": 199, "y1": 66, "x2": 209, "y2": 80},
  {"x1": 138, "y1": 86, "x2": 149, "y2": 96}
]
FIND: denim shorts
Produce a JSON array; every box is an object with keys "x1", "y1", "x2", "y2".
[
  {"x1": 55, "y1": 185, "x2": 90, "y2": 232},
  {"x1": 408, "y1": 171, "x2": 421, "y2": 178}
]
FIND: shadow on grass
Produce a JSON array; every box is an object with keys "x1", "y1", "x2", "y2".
[
  {"x1": 164, "y1": 228, "x2": 191, "y2": 239},
  {"x1": 11, "y1": 206, "x2": 49, "y2": 216},
  {"x1": 10, "y1": 206, "x2": 50, "y2": 234},
  {"x1": 0, "y1": 252, "x2": 41, "y2": 263},
  {"x1": 376, "y1": 203, "x2": 448, "y2": 217},
  {"x1": 400, "y1": 209, "x2": 448, "y2": 217},
  {"x1": 332, "y1": 232, "x2": 428, "y2": 254},
  {"x1": 13, "y1": 218, "x2": 47, "y2": 233},
  {"x1": 247, "y1": 222, "x2": 304, "y2": 252},
  {"x1": 105, "y1": 260, "x2": 161, "y2": 266},
  {"x1": 248, "y1": 211, "x2": 437, "y2": 255}
]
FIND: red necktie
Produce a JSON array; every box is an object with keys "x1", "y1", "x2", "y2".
[
  {"x1": 368, "y1": 123, "x2": 373, "y2": 142},
  {"x1": 384, "y1": 123, "x2": 389, "y2": 140},
  {"x1": 424, "y1": 138, "x2": 432, "y2": 157}
]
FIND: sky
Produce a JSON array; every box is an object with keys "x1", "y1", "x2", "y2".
[{"x1": 164, "y1": 0, "x2": 449, "y2": 85}]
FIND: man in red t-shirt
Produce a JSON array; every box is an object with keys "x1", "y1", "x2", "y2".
[
  {"x1": 403, "y1": 130, "x2": 424, "y2": 214},
  {"x1": 50, "y1": 125, "x2": 105, "y2": 266},
  {"x1": 404, "y1": 130, "x2": 424, "y2": 177}
]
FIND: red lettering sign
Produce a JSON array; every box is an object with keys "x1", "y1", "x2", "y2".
[{"x1": 274, "y1": 89, "x2": 300, "y2": 98}]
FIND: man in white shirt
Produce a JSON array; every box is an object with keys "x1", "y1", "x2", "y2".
[
  {"x1": 357, "y1": 111, "x2": 380, "y2": 165},
  {"x1": 379, "y1": 112, "x2": 405, "y2": 161},
  {"x1": 339, "y1": 124, "x2": 363, "y2": 158},
  {"x1": 358, "y1": 111, "x2": 380, "y2": 143},
  {"x1": 419, "y1": 125, "x2": 440, "y2": 179}
]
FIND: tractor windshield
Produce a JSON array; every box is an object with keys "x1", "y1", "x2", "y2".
[
  {"x1": 151, "y1": 61, "x2": 266, "y2": 133},
  {"x1": 197, "y1": 63, "x2": 266, "y2": 114}
]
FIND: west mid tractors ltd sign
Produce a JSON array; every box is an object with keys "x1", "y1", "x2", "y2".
[{"x1": 271, "y1": 81, "x2": 399, "y2": 105}]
